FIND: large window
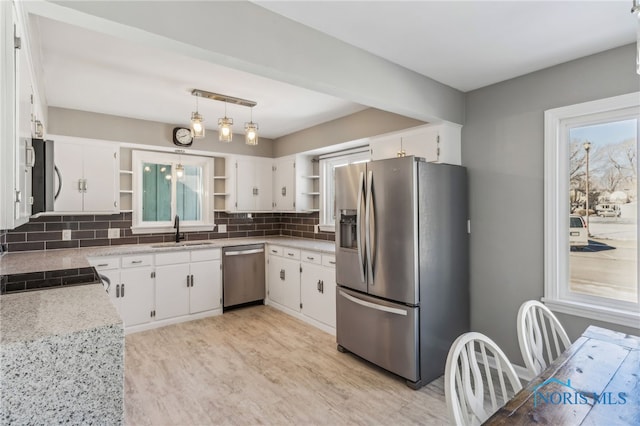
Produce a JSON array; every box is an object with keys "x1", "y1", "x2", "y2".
[
  {"x1": 544, "y1": 93, "x2": 639, "y2": 327},
  {"x1": 319, "y1": 149, "x2": 370, "y2": 231},
  {"x1": 132, "y1": 150, "x2": 213, "y2": 233}
]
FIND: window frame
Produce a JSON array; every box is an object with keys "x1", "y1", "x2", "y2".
[
  {"x1": 131, "y1": 150, "x2": 214, "y2": 234},
  {"x1": 319, "y1": 148, "x2": 370, "y2": 232},
  {"x1": 544, "y1": 92, "x2": 639, "y2": 327}
]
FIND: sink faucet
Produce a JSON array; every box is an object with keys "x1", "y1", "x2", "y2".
[{"x1": 174, "y1": 215, "x2": 184, "y2": 243}]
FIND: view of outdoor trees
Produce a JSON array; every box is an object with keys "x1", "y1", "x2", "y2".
[{"x1": 568, "y1": 118, "x2": 638, "y2": 303}]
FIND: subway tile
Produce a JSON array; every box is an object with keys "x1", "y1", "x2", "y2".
[
  {"x1": 228, "y1": 231, "x2": 248, "y2": 238},
  {"x1": 264, "y1": 229, "x2": 280, "y2": 236},
  {"x1": 71, "y1": 230, "x2": 95, "y2": 240},
  {"x1": 302, "y1": 232, "x2": 315, "y2": 239},
  {"x1": 186, "y1": 233, "x2": 209, "y2": 241},
  {"x1": 27, "y1": 232, "x2": 62, "y2": 242},
  {"x1": 79, "y1": 221, "x2": 110, "y2": 230},
  {"x1": 247, "y1": 230, "x2": 265, "y2": 237},
  {"x1": 6, "y1": 233, "x2": 26, "y2": 243},
  {"x1": 256, "y1": 224, "x2": 273, "y2": 230},
  {"x1": 46, "y1": 241, "x2": 80, "y2": 250},
  {"x1": 45, "y1": 222, "x2": 79, "y2": 231},
  {"x1": 137, "y1": 235, "x2": 164, "y2": 244},
  {"x1": 63, "y1": 215, "x2": 95, "y2": 222},
  {"x1": 209, "y1": 233, "x2": 226, "y2": 239},
  {"x1": 95, "y1": 214, "x2": 122, "y2": 221},
  {"x1": 109, "y1": 221, "x2": 131, "y2": 228},
  {"x1": 95, "y1": 230, "x2": 108, "y2": 238},
  {"x1": 80, "y1": 239, "x2": 110, "y2": 248},
  {"x1": 110, "y1": 237, "x2": 139, "y2": 246},
  {"x1": 291, "y1": 231, "x2": 303, "y2": 238},
  {"x1": 7, "y1": 242, "x2": 45, "y2": 252}
]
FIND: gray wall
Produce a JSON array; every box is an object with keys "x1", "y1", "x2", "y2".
[
  {"x1": 48, "y1": 107, "x2": 275, "y2": 157},
  {"x1": 463, "y1": 44, "x2": 640, "y2": 365},
  {"x1": 274, "y1": 108, "x2": 424, "y2": 157}
]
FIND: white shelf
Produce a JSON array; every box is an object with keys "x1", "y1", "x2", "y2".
[
  {"x1": 120, "y1": 190, "x2": 134, "y2": 194},
  {"x1": 304, "y1": 209, "x2": 320, "y2": 212},
  {"x1": 302, "y1": 192, "x2": 320, "y2": 195},
  {"x1": 213, "y1": 176, "x2": 228, "y2": 180},
  {"x1": 119, "y1": 170, "x2": 133, "y2": 175},
  {"x1": 120, "y1": 209, "x2": 133, "y2": 213},
  {"x1": 302, "y1": 175, "x2": 320, "y2": 179},
  {"x1": 213, "y1": 193, "x2": 230, "y2": 196}
]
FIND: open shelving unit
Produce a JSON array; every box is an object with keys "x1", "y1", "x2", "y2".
[
  {"x1": 213, "y1": 157, "x2": 229, "y2": 212},
  {"x1": 118, "y1": 150, "x2": 134, "y2": 212}
]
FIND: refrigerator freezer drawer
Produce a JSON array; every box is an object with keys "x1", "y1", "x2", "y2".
[{"x1": 336, "y1": 288, "x2": 419, "y2": 382}]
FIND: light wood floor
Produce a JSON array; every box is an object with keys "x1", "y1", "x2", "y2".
[{"x1": 124, "y1": 305, "x2": 449, "y2": 425}]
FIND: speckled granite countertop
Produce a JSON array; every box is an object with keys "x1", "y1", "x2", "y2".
[
  {"x1": 0, "y1": 284, "x2": 121, "y2": 345},
  {"x1": 0, "y1": 236, "x2": 335, "y2": 275}
]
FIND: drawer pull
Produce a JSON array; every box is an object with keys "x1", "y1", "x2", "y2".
[
  {"x1": 131, "y1": 260, "x2": 143, "y2": 264},
  {"x1": 97, "y1": 263, "x2": 109, "y2": 267},
  {"x1": 329, "y1": 260, "x2": 336, "y2": 265},
  {"x1": 287, "y1": 253, "x2": 294, "y2": 257},
  {"x1": 271, "y1": 249, "x2": 278, "y2": 254},
  {"x1": 306, "y1": 256, "x2": 315, "y2": 260}
]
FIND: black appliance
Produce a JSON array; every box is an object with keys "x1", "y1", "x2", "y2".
[{"x1": 31, "y1": 138, "x2": 56, "y2": 214}]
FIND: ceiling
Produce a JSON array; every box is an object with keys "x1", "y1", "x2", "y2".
[{"x1": 31, "y1": 1, "x2": 636, "y2": 139}]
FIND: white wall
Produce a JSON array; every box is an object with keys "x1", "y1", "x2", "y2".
[{"x1": 463, "y1": 44, "x2": 640, "y2": 364}]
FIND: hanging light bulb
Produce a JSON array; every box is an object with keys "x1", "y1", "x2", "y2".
[
  {"x1": 191, "y1": 95, "x2": 205, "y2": 138},
  {"x1": 218, "y1": 102, "x2": 233, "y2": 143},
  {"x1": 244, "y1": 107, "x2": 259, "y2": 146},
  {"x1": 176, "y1": 163, "x2": 184, "y2": 178}
]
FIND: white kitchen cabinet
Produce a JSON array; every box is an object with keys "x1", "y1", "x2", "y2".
[
  {"x1": 369, "y1": 122, "x2": 462, "y2": 165},
  {"x1": 233, "y1": 156, "x2": 273, "y2": 211},
  {"x1": 53, "y1": 137, "x2": 119, "y2": 213},
  {"x1": 273, "y1": 157, "x2": 296, "y2": 211},
  {"x1": 155, "y1": 263, "x2": 190, "y2": 320},
  {"x1": 189, "y1": 258, "x2": 222, "y2": 313},
  {"x1": 301, "y1": 258, "x2": 336, "y2": 328},
  {"x1": 120, "y1": 266, "x2": 155, "y2": 327},
  {"x1": 268, "y1": 253, "x2": 301, "y2": 312}
]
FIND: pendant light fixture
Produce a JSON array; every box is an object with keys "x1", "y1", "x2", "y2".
[
  {"x1": 190, "y1": 95, "x2": 205, "y2": 139},
  {"x1": 190, "y1": 89, "x2": 257, "y2": 145},
  {"x1": 245, "y1": 107, "x2": 259, "y2": 145},
  {"x1": 218, "y1": 102, "x2": 234, "y2": 143}
]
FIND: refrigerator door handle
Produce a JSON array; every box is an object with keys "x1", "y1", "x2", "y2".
[
  {"x1": 365, "y1": 170, "x2": 374, "y2": 284},
  {"x1": 339, "y1": 290, "x2": 407, "y2": 316},
  {"x1": 356, "y1": 171, "x2": 365, "y2": 283}
]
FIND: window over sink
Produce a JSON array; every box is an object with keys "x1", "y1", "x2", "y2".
[{"x1": 132, "y1": 150, "x2": 213, "y2": 234}]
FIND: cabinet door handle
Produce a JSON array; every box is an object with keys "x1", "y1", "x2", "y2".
[
  {"x1": 121, "y1": 283, "x2": 125, "y2": 298},
  {"x1": 116, "y1": 284, "x2": 120, "y2": 298},
  {"x1": 83, "y1": 179, "x2": 88, "y2": 192},
  {"x1": 317, "y1": 279, "x2": 321, "y2": 292},
  {"x1": 306, "y1": 256, "x2": 314, "y2": 261},
  {"x1": 191, "y1": 274, "x2": 194, "y2": 287},
  {"x1": 280, "y1": 269, "x2": 285, "y2": 280},
  {"x1": 320, "y1": 280, "x2": 324, "y2": 294},
  {"x1": 26, "y1": 146, "x2": 35, "y2": 167},
  {"x1": 281, "y1": 186, "x2": 286, "y2": 196},
  {"x1": 187, "y1": 275, "x2": 191, "y2": 287},
  {"x1": 78, "y1": 179, "x2": 83, "y2": 192}
]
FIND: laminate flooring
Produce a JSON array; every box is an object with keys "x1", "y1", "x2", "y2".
[{"x1": 124, "y1": 305, "x2": 449, "y2": 425}]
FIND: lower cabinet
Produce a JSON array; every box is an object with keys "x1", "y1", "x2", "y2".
[
  {"x1": 268, "y1": 254, "x2": 301, "y2": 312},
  {"x1": 120, "y1": 266, "x2": 155, "y2": 327},
  {"x1": 301, "y1": 262, "x2": 336, "y2": 328},
  {"x1": 267, "y1": 245, "x2": 336, "y2": 331},
  {"x1": 90, "y1": 248, "x2": 222, "y2": 331}
]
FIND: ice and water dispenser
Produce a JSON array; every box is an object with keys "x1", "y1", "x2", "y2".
[{"x1": 339, "y1": 210, "x2": 358, "y2": 250}]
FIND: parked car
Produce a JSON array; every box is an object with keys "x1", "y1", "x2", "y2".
[
  {"x1": 595, "y1": 203, "x2": 621, "y2": 217},
  {"x1": 570, "y1": 215, "x2": 588, "y2": 249}
]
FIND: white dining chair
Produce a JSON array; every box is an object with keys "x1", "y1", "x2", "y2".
[
  {"x1": 444, "y1": 332, "x2": 523, "y2": 426},
  {"x1": 517, "y1": 300, "x2": 571, "y2": 377}
]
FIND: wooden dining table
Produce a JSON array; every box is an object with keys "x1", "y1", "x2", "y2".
[{"x1": 484, "y1": 325, "x2": 639, "y2": 425}]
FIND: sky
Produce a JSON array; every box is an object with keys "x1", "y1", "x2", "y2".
[{"x1": 570, "y1": 118, "x2": 637, "y2": 149}]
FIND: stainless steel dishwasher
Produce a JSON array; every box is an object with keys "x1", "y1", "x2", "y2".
[{"x1": 222, "y1": 244, "x2": 266, "y2": 310}]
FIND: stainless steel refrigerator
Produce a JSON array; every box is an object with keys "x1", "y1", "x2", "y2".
[{"x1": 335, "y1": 155, "x2": 469, "y2": 389}]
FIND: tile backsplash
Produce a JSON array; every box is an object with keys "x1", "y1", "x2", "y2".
[
  {"x1": 0, "y1": 229, "x2": 7, "y2": 255},
  {"x1": 4, "y1": 212, "x2": 334, "y2": 253}
]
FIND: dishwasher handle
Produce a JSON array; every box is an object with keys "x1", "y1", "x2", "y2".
[{"x1": 224, "y1": 248, "x2": 264, "y2": 256}]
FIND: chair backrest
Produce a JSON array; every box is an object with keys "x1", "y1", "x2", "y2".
[
  {"x1": 444, "y1": 332, "x2": 523, "y2": 426},
  {"x1": 517, "y1": 300, "x2": 571, "y2": 377}
]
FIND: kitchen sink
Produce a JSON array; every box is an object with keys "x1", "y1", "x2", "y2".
[{"x1": 151, "y1": 241, "x2": 215, "y2": 248}]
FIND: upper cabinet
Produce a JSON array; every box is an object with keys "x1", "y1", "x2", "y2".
[
  {"x1": 0, "y1": 1, "x2": 45, "y2": 229},
  {"x1": 273, "y1": 157, "x2": 296, "y2": 211},
  {"x1": 232, "y1": 156, "x2": 273, "y2": 212},
  {"x1": 53, "y1": 136, "x2": 119, "y2": 213},
  {"x1": 369, "y1": 122, "x2": 462, "y2": 165}
]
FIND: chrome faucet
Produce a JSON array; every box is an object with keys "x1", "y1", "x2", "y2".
[{"x1": 174, "y1": 215, "x2": 184, "y2": 243}]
